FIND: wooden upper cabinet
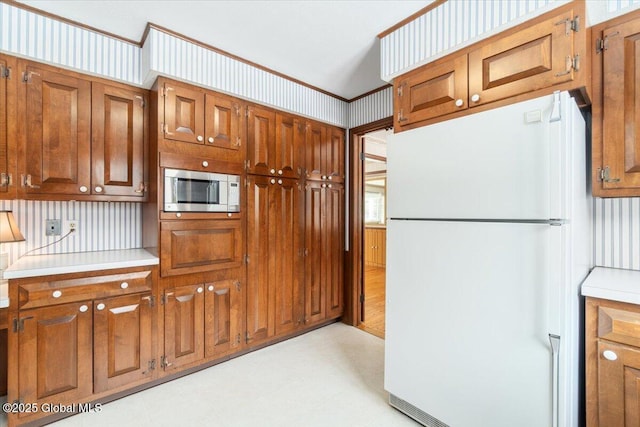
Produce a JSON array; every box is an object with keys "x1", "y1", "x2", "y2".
[
  {"x1": 164, "y1": 283, "x2": 205, "y2": 369},
  {"x1": 93, "y1": 292, "x2": 154, "y2": 393},
  {"x1": 161, "y1": 81, "x2": 205, "y2": 144},
  {"x1": 92, "y1": 83, "x2": 147, "y2": 198},
  {"x1": 23, "y1": 64, "x2": 91, "y2": 195},
  {"x1": 246, "y1": 104, "x2": 276, "y2": 176},
  {"x1": 0, "y1": 55, "x2": 16, "y2": 198},
  {"x1": 468, "y1": 6, "x2": 577, "y2": 107},
  {"x1": 204, "y1": 278, "x2": 243, "y2": 358},
  {"x1": 593, "y1": 11, "x2": 640, "y2": 196},
  {"x1": 17, "y1": 302, "x2": 93, "y2": 416},
  {"x1": 275, "y1": 112, "x2": 304, "y2": 179},
  {"x1": 326, "y1": 127, "x2": 345, "y2": 183},
  {"x1": 204, "y1": 93, "x2": 245, "y2": 163},
  {"x1": 305, "y1": 121, "x2": 326, "y2": 181},
  {"x1": 395, "y1": 53, "x2": 468, "y2": 126}
]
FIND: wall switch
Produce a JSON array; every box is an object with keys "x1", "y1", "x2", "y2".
[{"x1": 45, "y1": 219, "x2": 62, "y2": 236}]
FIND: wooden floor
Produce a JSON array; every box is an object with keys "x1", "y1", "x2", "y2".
[{"x1": 359, "y1": 265, "x2": 386, "y2": 338}]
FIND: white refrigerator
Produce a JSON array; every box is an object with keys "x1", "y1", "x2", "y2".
[{"x1": 384, "y1": 91, "x2": 592, "y2": 427}]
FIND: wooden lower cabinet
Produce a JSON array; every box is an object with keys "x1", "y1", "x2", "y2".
[
  {"x1": 364, "y1": 228, "x2": 386, "y2": 267},
  {"x1": 586, "y1": 297, "x2": 640, "y2": 426},
  {"x1": 163, "y1": 283, "x2": 205, "y2": 369}
]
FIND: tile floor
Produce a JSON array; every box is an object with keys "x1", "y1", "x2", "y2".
[{"x1": 3, "y1": 323, "x2": 419, "y2": 427}]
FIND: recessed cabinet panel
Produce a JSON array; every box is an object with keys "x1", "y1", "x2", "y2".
[
  {"x1": 164, "y1": 284, "x2": 204, "y2": 369},
  {"x1": 92, "y1": 83, "x2": 146, "y2": 198},
  {"x1": 305, "y1": 122, "x2": 326, "y2": 181},
  {"x1": 204, "y1": 93, "x2": 245, "y2": 163},
  {"x1": 205, "y1": 279, "x2": 242, "y2": 357},
  {"x1": 275, "y1": 113, "x2": 305, "y2": 179},
  {"x1": 305, "y1": 181, "x2": 325, "y2": 324},
  {"x1": 327, "y1": 127, "x2": 345, "y2": 183},
  {"x1": 160, "y1": 220, "x2": 243, "y2": 277},
  {"x1": 247, "y1": 105, "x2": 276, "y2": 176},
  {"x1": 0, "y1": 56, "x2": 10, "y2": 197},
  {"x1": 24, "y1": 65, "x2": 91, "y2": 195},
  {"x1": 326, "y1": 184, "x2": 344, "y2": 318},
  {"x1": 395, "y1": 54, "x2": 468, "y2": 126},
  {"x1": 162, "y1": 82, "x2": 204, "y2": 144}
]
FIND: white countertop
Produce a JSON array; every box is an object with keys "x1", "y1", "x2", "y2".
[
  {"x1": 3, "y1": 248, "x2": 159, "y2": 280},
  {"x1": 581, "y1": 267, "x2": 640, "y2": 305}
]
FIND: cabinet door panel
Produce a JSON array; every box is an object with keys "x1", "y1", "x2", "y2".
[
  {"x1": 305, "y1": 181, "x2": 325, "y2": 324},
  {"x1": 468, "y1": 7, "x2": 575, "y2": 106},
  {"x1": 305, "y1": 122, "x2": 326, "y2": 181},
  {"x1": 327, "y1": 127, "x2": 345, "y2": 183},
  {"x1": 204, "y1": 93, "x2": 245, "y2": 163},
  {"x1": 24, "y1": 65, "x2": 91, "y2": 195},
  {"x1": 601, "y1": 18, "x2": 640, "y2": 190},
  {"x1": 597, "y1": 340, "x2": 640, "y2": 427},
  {"x1": 163, "y1": 82, "x2": 204, "y2": 144},
  {"x1": 275, "y1": 113, "x2": 304, "y2": 179},
  {"x1": 160, "y1": 220, "x2": 243, "y2": 277},
  {"x1": 247, "y1": 105, "x2": 276, "y2": 176},
  {"x1": 246, "y1": 175, "x2": 273, "y2": 342},
  {"x1": 274, "y1": 178, "x2": 304, "y2": 335},
  {"x1": 94, "y1": 292, "x2": 153, "y2": 393},
  {"x1": 92, "y1": 83, "x2": 146, "y2": 197},
  {"x1": 0, "y1": 57, "x2": 9, "y2": 196},
  {"x1": 326, "y1": 184, "x2": 344, "y2": 318},
  {"x1": 205, "y1": 279, "x2": 242, "y2": 357},
  {"x1": 18, "y1": 302, "x2": 92, "y2": 415},
  {"x1": 395, "y1": 53, "x2": 468, "y2": 126},
  {"x1": 164, "y1": 284, "x2": 204, "y2": 369}
]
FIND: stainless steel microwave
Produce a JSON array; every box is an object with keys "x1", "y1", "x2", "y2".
[{"x1": 164, "y1": 168, "x2": 240, "y2": 213}]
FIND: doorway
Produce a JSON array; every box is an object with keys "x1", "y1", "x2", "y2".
[{"x1": 345, "y1": 117, "x2": 393, "y2": 338}]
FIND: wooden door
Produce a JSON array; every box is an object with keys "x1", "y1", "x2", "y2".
[
  {"x1": 275, "y1": 112, "x2": 304, "y2": 179},
  {"x1": 273, "y1": 177, "x2": 305, "y2": 335},
  {"x1": 325, "y1": 183, "x2": 344, "y2": 319},
  {"x1": 468, "y1": 6, "x2": 577, "y2": 107},
  {"x1": 326, "y1": 127, "x2": 345, "y2": 183},
  {"x1": 24, "y1": 64, "x2": 91, "y2": 195},
  {"x1": 164, "y1": 284, "x2": 204, "y2": 369},
  {"x1": 92, "y1": 82, "x2": 147, "y2": 198},
  {"x1": 17, "y1": 302, "x2": 93, "y2": 415},
  {"x1": 162, "y1": 81, "x2": 204, "y2": 144},
  {"x1": 247, "y1": 104, "x2": 276, "y2": 176},
  {"x1": 600, "y1": 17, "x2": 640, "y2": 191},
  {"x1": 204, "y1": 93, "x2": 245, "y2": 163},
  {"x1": 246, "y1": 175, "x2": 274, "y2": 343},
  {"x1": 305, "y1": 181, "x2": 325, "y2": 324},
  {"x1": 305, "y1": 121, "x2": 326, "y2": 181},
  {"x1": 597, "y1": 340, "x2": 640, "y2": 426},
  {"x1": 204, "y1": 279, "x2": 242, "y2": 357},
  {"x1": 160, "y1": 219, "x2": 243, "y2": 277},
  {"x1": 395, "y1": 53, "x2": 468, "y2": 127},
  {"x1": 93, "y1": 292, "x2": 154, "y2": 393}
]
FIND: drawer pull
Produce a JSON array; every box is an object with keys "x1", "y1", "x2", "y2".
[
  {"x1": 202, "y1": 161, "x2": 209, "y2": 168},
  {"x1": 208, "y1": 285, "x2": 214, "y2": 291},
  {"x1": 120, "y1": 282, "x2": 129, "y2": 289},
  {"x1": 52, "y1": 290, "x2": 62, "y2": 298},
  {"x1": 197, "y1": 287, "x2": 203, "y2": 293},
  {"x1": 197, "y1": 135, "x2": 204, "y2": 142},
  {"x1": 79, "y1": 305, "x2": 88, "y2": 313},
  {"x1": 603, "y1": 350, "x2": 618, "y2": 361},
  {"x1": 176, "y1": 213, "x2": 182, "y2": 218},
  {"x1": 270, "y1": 169, "x2": 276, "y2": 174},
  {"x1": 97, "y1": 303, "x2": 106, "y2": 311},
  {"x1": 208, "y1": 136, "x2": 214, "y2": 143}
]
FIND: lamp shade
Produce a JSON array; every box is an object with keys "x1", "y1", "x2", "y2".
[{"x1": 0, "y1": 210, "x2": 25, "y2": 243}]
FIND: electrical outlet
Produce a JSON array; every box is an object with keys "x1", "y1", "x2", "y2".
[
  {"x1": 45, "y1": 219, "x2": 61, "y2": 236},
  {"x1": 65, "y1": 220, "x2": 78, "y2": 235}
]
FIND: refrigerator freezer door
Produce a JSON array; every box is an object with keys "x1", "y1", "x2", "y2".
[
  {"x1": 385, "y1": 220, "x2": 563, "y2": 427},
  {"x1": 387, "y1": 93, "x2": 570, "y2": 220}
]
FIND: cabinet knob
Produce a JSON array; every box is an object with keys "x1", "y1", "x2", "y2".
[
  {"x1": 208, "y1": 285, "x2": 214, "y2": 291},
  {"x1": 278, "y1": 169, "x2": 283, "y2": 175},
  {"x1": 79, "y1": 305, "x2": 88, "y2": 313},
  {"x1": 270, "y1": 178, "x2": 276, "y2": 184},
  {"x1": 202, "y1": 161, "x2": 209, "y2": 168},
  {"x1": 603, "y1": 350, "x2": 618, "y2": 361},
  {"x1": 52, "y1": 290, "x2": 62, "y2": 298},
  {"x1": 120, "y1": 282, "x2": 129, "y2": 289},
  {"x1": 328, "y1": 176, "x2": 333, "y2": 181},
  {"x1": 321, "y1": 175, "x2": 327, "y2": 180},
  {"x1": 95, "y1": 186, "x2": 103, "y2": 193},
  {"x1": 208, "y1": 136, "x2": 214, "y2": 143},
  {"x1": 321, "y1": 183, "x2": 327, "y2": 188},
  {"x1": 277, "y1": 179, "x2": 283, "y2": 185},
  {"x1": 227, "y1": 213, "x2": 232, "y2": 217},
  {"x1": 328, "y1": 184, "x2": 332, "y2": 188},
  {"x1": 176, "y1": 212, "x2": 182, "y2": 218},
  {"x1": 79, "y1": 185, "x2": 88, "y2": 193},
  {"x1": 471, "y1": 94, "x2": 481, "y2": 103},
  {"x1": 270, "y1": 169, "x2": 276, "y2": 174},
  {"x1": 197, "y1": 135, "x2": 204, "y2": 142},
  {"x1": 455, "y1": 99, "x2": 464, "y2": 107},
  {"x1": 197, "y1": 287, "x2": 204, "y2": 293},
  {"x1": 96, "y1": 303, "x2": 106, "y2": 311}
]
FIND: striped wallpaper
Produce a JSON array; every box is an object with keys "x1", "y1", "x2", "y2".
[
  {"x1": 348, "y1": 87, "x2": 393, "y2": 129},
  {"x1": 0, "y1": 200, "x2": 142, "y2": 265},
  {"x1": 607, "y1": 0, "x2": 640, "y2": 13},
  {"x1": 593, "y1": 198, "x2": 640, "y2": 270}
]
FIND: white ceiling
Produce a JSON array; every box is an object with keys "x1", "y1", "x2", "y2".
[{"x1": 17, "y1": 0, "x2": 432, "y2": 100}]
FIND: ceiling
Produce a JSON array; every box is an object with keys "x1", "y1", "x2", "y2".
[{"x1": 16, "y1": 0, "x2": 432, "y2": 100}]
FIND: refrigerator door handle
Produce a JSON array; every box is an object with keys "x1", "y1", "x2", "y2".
[{"x1": 549, "y1": 333, "x2": 561, "y2": 427}]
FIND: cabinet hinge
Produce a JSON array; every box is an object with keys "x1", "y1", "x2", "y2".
[
  {"x1": 148, "y1": 295, "x2": 156, "y2": 308},
  {"x1": 12, "y1": 318, "x2": 22, "y2": 333},
  {"x1": 161, "y1": 356, "x2": 172, "y2": 368},
  {"x1": 245, "y1": 108, "x2": 250, "y2": 118},
  {"x1": 570, "y1": 16, "x2": 580, "y2": 33},
  {"x1": 596, "y1": 31, "x2": 620, "y2": 54},
  {"x1": 598, "y1": 166, "x2": 621, "y2": 183},
  {"x1": 244, "y1": 160, "x2": 250, "y2": 172},
  {"x1": 235, "y1": 281, "x2": 241, "y2": 291},
  {"x1": 555, "y1": 54, "x2": 580, "y2": 77},
  {"x1": 161, "y1": 294, "x2": 168, "y2": 305},
  {"x1": 360, "y1": 294, "x2": 365, "y2": 303},
  {"x1": 397, "y1": 83, "x2": 405, "y2": 97},
  {"x1": 0, "y1": 66, "x2": 10, "y2": 79},
  {"x1": 359, "y1": 152, "x2": 365, "y2": 161},
  {"x1": 236, "y1": 333, "x2": 241, "y2": 345},
  {"x1": 245, "y1": 332, "x2": 251, "y2": 343},
  {"x1": 397, "y1": 109, "x2": 407, "y2": 123},
  {"x1": 143, "y1": 359, "x2": 156, "y2": 374},
  {"x1": 160, "y1": 86, "x2": 174, "y2": 97},
  {"x1": 555, "y1": 16, "x2": 579, "y2": 35},
  {"x1": 135, "y1": 95, "x2": 145, "y2": 108},
  {"x1": 244, "y1": 254, "x2": 250, "y2": 264}
]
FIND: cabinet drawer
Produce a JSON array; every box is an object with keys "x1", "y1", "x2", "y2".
[
  {"x1": 598, "y1": 305, "x2": 640, "y2": 348},
  {"x1": 17, "y1": 270, "x2": 153, "y2": 310},
  {"x1": 160, "y1": 152, "x2": 243, "y2": 175}
]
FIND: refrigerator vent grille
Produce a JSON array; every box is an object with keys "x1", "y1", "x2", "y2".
[{"x1": 389, "y1": 394, "x2": 450, "y2": 427}]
